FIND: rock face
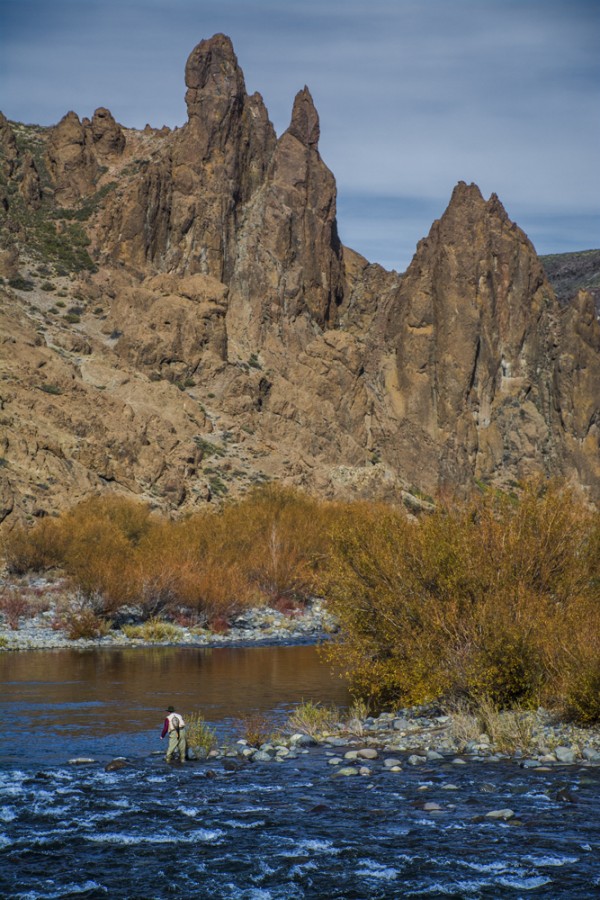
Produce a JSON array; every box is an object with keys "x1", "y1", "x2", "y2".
[
  {"x1": 373, "y1": 183, "x2": 571, "y2": 494},
  {"x1": 0, "y1": 34, "x2": 598, "y2": 526},
  {"x1": 45, "y1": 111, "x2": 100, "y2": 205}
]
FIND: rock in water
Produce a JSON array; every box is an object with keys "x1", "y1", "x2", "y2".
[{"x1": 105, "y1": 758, "x2": 128, "y2": 772}]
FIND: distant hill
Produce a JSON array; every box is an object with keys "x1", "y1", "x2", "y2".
[{"x1": 541, "y1": 249, "x2": 600, "y2": 316}]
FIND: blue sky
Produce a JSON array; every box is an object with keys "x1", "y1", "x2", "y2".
[{"x1": 1, "y1": 0, "x2": 598, "y2": 270}]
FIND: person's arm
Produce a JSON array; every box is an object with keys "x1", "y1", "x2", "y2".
[{"x1": 160, "y1": 717, "x2": 169, "y2": 739}]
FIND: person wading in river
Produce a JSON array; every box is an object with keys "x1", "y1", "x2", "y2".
[{"x1": 161, "y1": 705, "x2": 187, "y2": 763}]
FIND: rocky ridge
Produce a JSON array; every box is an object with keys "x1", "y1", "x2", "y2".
[{"x1": 1, "y1": 34, "x2": 599, "y2": 526}]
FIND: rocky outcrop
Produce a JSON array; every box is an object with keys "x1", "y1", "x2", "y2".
[
  {"x1": 99, "y1": 34, "x2": 276, "y2": 277},
  {"x1": 0, "y1": 113, "x2": 35, "y2": 213},
  {"x1": 18, "y1": 151, "x2": 42, "y2": 209},
  {"x1": 0, "y1": 36, "x2": 598, "y2": 527},
  {"x1": 89, "y1": 107, "x2": 125, "y2": 158},
  {"x1": 370, "y1": 182, "x2": 569, "y2": 494},
  {"x1": 554, "y1": 290, "x2": 600, "y2": 490},
  {"x1": 45, "y1": 111, "x2": 100, "y2": 205},
  {"x1": 0, "y1": 112, "x2": 19, "y2": 180},
  {"x1": 542, "y1": 249, "x2": 600, "y2": 318},
  {"x1": 227, "y1": 86, "x2": 344, "y2": 348}
]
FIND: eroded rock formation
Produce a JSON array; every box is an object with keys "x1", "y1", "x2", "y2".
[{"x1": 0, "y1": 34, "x2": 598, "y2": 526}]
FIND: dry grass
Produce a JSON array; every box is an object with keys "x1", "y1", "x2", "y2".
[
  {"x1": 237, "y1": 712, "x2": 275, "y2": 747},
  {"x1": 449, "y1": 698, "x2": 536, "y2": 754},
  {"x1": 51, "y1": 593, "x2": 112, "y2": 640},
  {"x1": 185, "y1": 713, "x2": 218, "y2": 755},
  {"x1": 121, "y1": 618, "x2": 181, "y2": 643},
  {"x1": 0, "y1": 588, "x2": 32, "y2": 630},
  {"x1": 286, "y1": 700, "x2": 341, "y2": 738}
]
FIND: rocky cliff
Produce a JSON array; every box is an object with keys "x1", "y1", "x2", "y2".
[{"x1": 0, "y1": 34, "x2": 598, "y2": 526}]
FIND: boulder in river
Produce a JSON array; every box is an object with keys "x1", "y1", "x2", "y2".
[
  {"x1": 554, "y1": 746, "x2": 577, "y2": 764},
  {"x1": 105, "y1": 758, "x2": 128, "y2": 772}
]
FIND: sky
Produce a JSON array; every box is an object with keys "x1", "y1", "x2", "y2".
[{"x1": 1, "y1": 0, "x2": 598, "y2": 271}]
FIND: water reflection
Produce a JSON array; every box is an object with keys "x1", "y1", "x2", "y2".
[{"x1": 0, "y1": 645, "x2": 350, "y2": 764}]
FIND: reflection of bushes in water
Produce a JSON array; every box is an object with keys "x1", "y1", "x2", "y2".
[{"x1": 3, "y1": 480, "x2": 600, "y2": 724}]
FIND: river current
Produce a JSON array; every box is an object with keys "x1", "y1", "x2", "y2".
[{"x1": 2, "y1": 647, "x2": 600, "y2": 898}]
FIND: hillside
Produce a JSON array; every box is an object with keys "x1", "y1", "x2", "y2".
[
  {"x1": 541, "y1": 249, "x2": 600, "y2": 316},
  {"x1": 1, "y1": 34, "x2": 599, "y2": 528}
]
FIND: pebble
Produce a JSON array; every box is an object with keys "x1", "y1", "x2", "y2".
[
  {"x1": 485, "y1": 808, "x2": 515, "y2": 820},
  {"x1": 252, "y1": 750, "x2": 273, "y2": 762},
  {"x1": 357, "y1": 748, "x2": 378, "y2": 760},
  {"x1": 408, "y1": 754, "x2": 427, "y2": 766}
]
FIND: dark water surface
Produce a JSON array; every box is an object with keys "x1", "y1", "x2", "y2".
[
  {"x1": 2, "y1": 647, "x2": 600, "y2": 898},
  {"x1": 0, "y1": 645, "x2": 350, "y2": 765}
]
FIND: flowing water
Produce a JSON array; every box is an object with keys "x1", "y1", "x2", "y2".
[{"x1": 1, "y1": 647, "x2": 600, "y2": 898}]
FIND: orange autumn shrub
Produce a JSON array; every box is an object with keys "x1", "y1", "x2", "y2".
[{"x1": 2, "y1": 516, "x2": 67, "y2": 574}]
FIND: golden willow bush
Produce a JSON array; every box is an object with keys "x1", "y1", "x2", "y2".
[{"x1": 321, "y1": 480, "x2": 600, "y2": 721}]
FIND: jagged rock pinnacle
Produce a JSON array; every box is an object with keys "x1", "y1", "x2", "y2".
[
  {"x1": 184, "y1": 33, "x2": 246, "y2": 121},
  {"x1": 287, "y1": 87, "x2": 320, "y2": 148}
]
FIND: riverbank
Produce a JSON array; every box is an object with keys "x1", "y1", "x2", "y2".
[
  {"x1": 3, "y1": 575, "x2": 600, "y2": 770},
  {"x1": 177, "y1": 702, "x2": 600, "y2": 779},
  {"x1": 0, "y1": 573, "x2": 337, "y2": 651}
]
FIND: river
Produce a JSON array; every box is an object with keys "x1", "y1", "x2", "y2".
[{"x1": 1, "y1": 646, "x2": 599, "y2": 898}]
